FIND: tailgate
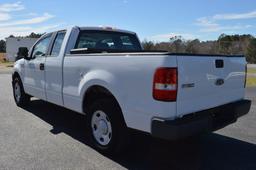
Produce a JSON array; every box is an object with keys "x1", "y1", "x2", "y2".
[{"x1": 176, "y1": 55, "x2": 246, "y2": 117}]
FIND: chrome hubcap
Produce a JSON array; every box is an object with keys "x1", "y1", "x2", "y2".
[
  {"x1": 91, "y1": 110, "x2": 112, "y2": 146},
  {"x1": 14, "y1": 82, "x2": 21, "y2": 102}
]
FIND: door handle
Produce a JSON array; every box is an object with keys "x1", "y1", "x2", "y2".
[
  {"x1": 39, "y1": 63, "x2": 45, "y2": 70},
  {"x1": 215, "y1": 60, "x2": 224, "y2": 68}
]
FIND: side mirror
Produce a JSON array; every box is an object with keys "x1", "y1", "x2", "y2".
[{"x1": 17, "y1": 47, "x2": 29, "y2": 61}]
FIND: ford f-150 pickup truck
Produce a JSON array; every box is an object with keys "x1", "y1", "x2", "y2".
[{"x1": 12, "y1": 26, "x2": 251, "y2": 154}]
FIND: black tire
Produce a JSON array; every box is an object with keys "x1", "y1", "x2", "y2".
[
  {"x1": 12, "y1": 76, "x2": 30, "y2": 107},
  {"x1": 86, "y1": 98, "x2": 129, "y2": 155}
]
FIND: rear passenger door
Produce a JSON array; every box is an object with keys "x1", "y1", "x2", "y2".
[{"x1": 45, "y1": 31, "x2": 66, "y2": 106}]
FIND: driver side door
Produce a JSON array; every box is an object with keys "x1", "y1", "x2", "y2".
[{"x1": 23, "y1": 34, "x2": 53, "y2": 100}]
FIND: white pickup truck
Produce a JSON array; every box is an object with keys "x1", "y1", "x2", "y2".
[{"x1": 12, "y1": 26, "x2": 251, "y2": 154}]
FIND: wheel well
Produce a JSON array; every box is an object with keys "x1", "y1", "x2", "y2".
[
  {"x1": 12, "y1": 72, "x2": 21, "y2": 82},
  {"x1": 83, "y1": 85, "x2": 118, "y2": 112},
  {"x1": 83, "y1": 85, "x2": 126, "y2": 125},
  {"x1": 12, "y1": 72, "x2": 31, "y2": 98}
]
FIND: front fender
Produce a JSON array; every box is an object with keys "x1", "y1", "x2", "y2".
[{"x1": 12, "y1": 59, "x2": 25, "y2": 82}]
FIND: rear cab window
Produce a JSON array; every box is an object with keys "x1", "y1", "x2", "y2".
[{"x1": 75, "y1": 30, "x2": 142, "y2": 52}]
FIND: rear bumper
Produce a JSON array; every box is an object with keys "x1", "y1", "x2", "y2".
[{"x1": 151, "y1": 99, "x2": 251, "y2": 140}]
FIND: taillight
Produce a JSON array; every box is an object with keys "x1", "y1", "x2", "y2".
[
  {"x1": 244, "y1": 64, "x2": 247, "y2": 88},
  {"x1": 153, "y1": 67, "x2": 178, "y2": 101}
]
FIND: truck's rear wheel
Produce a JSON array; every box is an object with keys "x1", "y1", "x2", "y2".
[
  {"x1": 86, "y1": 98, "x2": 129, "y2": 154},
  {"x1": 13, "y1": 77, "x2": 30, "y2": 107}
]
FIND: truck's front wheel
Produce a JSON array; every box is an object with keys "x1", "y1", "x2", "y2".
[
  {"x1": 86, "y1": 98, "x2": 129, "y2": 154},
  {"x1": 13, "y1": 77, "x2": 30, "y2": 107}
]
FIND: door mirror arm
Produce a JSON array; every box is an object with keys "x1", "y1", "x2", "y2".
[{"x1": 24, "y1": 55, "x2": 31, "y2": 60}]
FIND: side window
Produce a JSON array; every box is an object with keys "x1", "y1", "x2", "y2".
[
  {"x1": 50, "y1": 31, "x2": 66, "y2": 56},
  {"x1": 32, "y1": 35, "x2": 51, "y2": 59}
]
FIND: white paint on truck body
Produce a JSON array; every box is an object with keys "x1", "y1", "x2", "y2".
[
  {"x1": 177, "y1": 56, "x2": 246, "y2": 117},
  {"x1": 13, "y1": 26, "x2": 247, "y2": 134},
  {"x1": 63, "y1": 54, "x2": 177, "y2": 132}
]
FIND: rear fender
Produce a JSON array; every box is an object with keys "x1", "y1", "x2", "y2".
[{"x1": 78, "y1": 70, "x2": 124, "y2": 114}]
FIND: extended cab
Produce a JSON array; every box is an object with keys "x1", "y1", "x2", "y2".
[{"x1": 12, "y1": 26, "x2": 251, "y2": 153}]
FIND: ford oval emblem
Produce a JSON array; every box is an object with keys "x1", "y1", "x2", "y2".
[{"x1": 215, "y1": 79, "x2": 225, "y2": 86}]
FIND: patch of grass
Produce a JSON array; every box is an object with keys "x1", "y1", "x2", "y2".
[
  {"x1": 247, "y1": 77, "x2": 256, "y2": 87},
  {"x1": 248, "y1": 68, "x2": 256, "y2": 74}
]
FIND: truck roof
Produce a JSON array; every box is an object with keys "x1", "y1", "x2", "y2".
[{"x1": 78, "y1": 26, "x2": 136, "y2": 35}]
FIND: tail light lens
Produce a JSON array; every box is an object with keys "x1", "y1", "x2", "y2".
[
  {"x1": 244, "y1": 64, "x2": 247, "y2": 88},
  {"x1": 153, "y1": 67, "x2": 178, "y2": 101}
]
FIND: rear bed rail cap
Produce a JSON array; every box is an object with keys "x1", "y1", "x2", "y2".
[{"x1": 69, "y1": 49, "x2": 244, "y2": 57}]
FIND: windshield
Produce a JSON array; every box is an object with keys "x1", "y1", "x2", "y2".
[{"x1": 75, "y1": 30, "x2": 142, "y2": 52}]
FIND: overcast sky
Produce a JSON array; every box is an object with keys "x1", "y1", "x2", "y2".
[{"x1": 0, "y1": 0, "x2": 255, "y2": 41}]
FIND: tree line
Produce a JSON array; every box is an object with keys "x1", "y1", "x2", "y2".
[{"x1": 142, "y1": 34, "x2": 256, "y2": 63}]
